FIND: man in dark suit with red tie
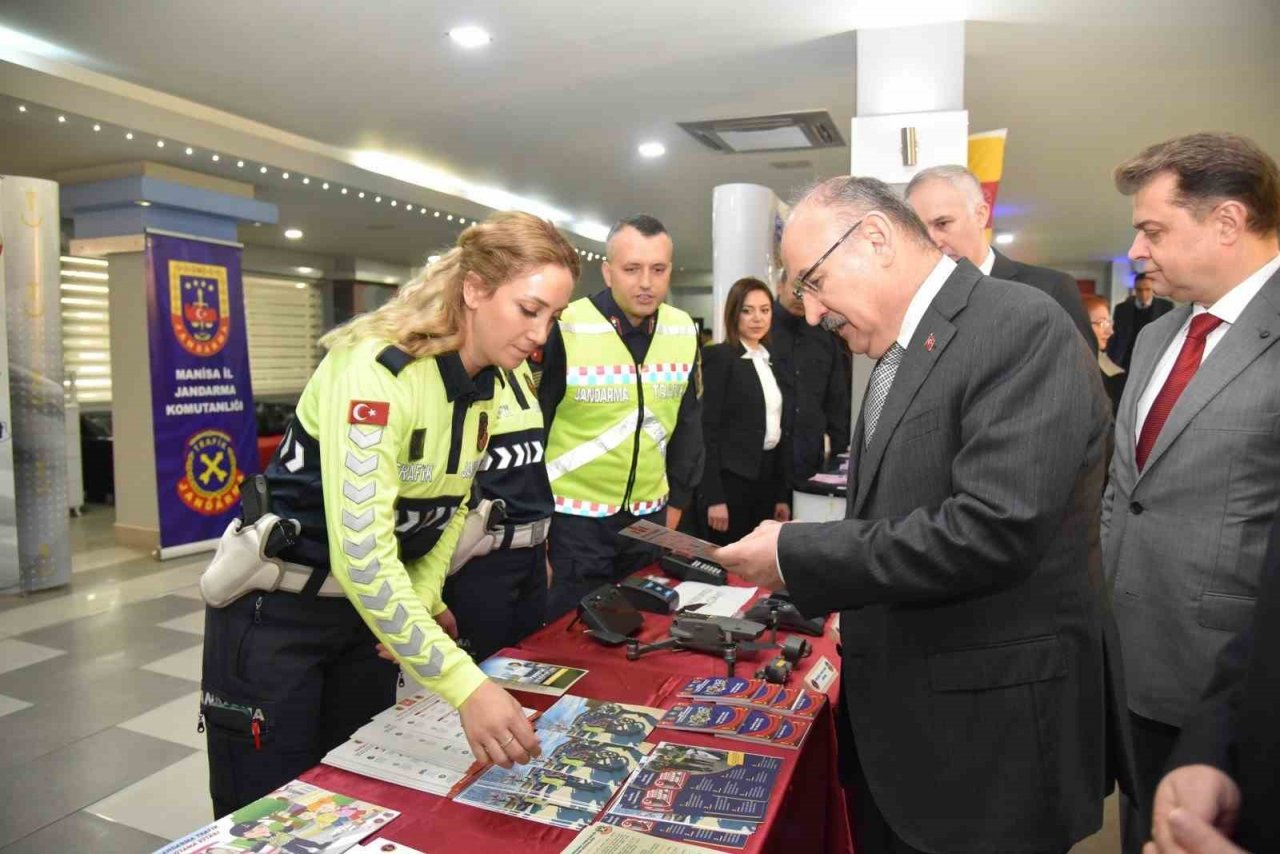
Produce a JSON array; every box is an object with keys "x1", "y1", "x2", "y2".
[{"x1": 1102, "y1": 132, "x2": 1280, "y2": 853}]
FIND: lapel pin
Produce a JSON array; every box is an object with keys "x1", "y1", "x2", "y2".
[{"x1": 924, "y1": 332, "x2": 936, "y2": 352}]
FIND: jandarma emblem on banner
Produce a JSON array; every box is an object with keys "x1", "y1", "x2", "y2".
[
  {"x1": 178, "y1": 429, "x2": 242, "y2": 515},
  {"x1": 169, "y1": 260, "x2": 231, "y2": 356}
]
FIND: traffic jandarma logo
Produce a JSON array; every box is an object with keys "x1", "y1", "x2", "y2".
[{"x1": 178, "y1": 429, "x2": 241, "y2": 515}]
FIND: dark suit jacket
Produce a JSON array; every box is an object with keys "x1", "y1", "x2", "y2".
[
  {"x1": 769, "y1": 303, "x2": 851, "y2": 485},
  {"x1": 1170, "y1": 513, "x2": 1280, "y2": 851},
  {"x1": 778, "y1": 260, "x2": 1114, "y2": 852},
  {"x1": 1108, "y1": 295, "x2": 1175, "y2": 370},
  {"x1": 991, "y1": 248, "x2": 1097, "y2": 355},
  {"x1": 698, "y1": 341, "x2": 788, "y2": 506}
]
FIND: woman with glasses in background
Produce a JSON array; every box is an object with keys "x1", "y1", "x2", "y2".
[{"x1": 1084, "y1": 294, "x2": 1126, "y2": 414}]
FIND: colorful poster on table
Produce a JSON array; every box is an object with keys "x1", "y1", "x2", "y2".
[
  {"x1": 146, "y1": 232, "x2": 257, "y2": 549},
  {"x1": 968, "y1": 128, "x2": 1009, "y2": 245}
]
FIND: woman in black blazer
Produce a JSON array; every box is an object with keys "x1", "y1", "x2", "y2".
[{"x1": 698, "y1": 277, "x2": 790, "y2": 546}]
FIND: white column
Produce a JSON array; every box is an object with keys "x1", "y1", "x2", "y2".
[
  {"x1": 847, "y1": 23, "x2": 968, "y2": 445},
  {"x1": 711, "y1": 183, "x2": 781, "y2": 343},
  {"x1": 1, "y1": 176, "x2": 71, "y2": 591}
]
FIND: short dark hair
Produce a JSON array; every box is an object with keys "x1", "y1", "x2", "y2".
[
  {"x1": 722, "y1": 277, "x2": 774, "y2": 350},
  {"x1": 1133, "y1": 271, "x2": 1149, "y2": 285},
  {"x1": 1114, "y1": 132, "x2": 1280, "y2": 235},
  {"x1": 791, "y1": 176, "x2": 936, "y2": 249},
  {"x1": 606, "y1": 214, "x2": 668, "y2": 254}
]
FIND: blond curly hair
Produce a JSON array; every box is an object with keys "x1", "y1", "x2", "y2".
[{"x1": 320, "y1": 210, "x2": 581, "y2": 357}]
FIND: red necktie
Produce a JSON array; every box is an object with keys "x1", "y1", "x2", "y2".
[{"x1": 1136, "y1": 313, "x2": 1224, "y2": 470}]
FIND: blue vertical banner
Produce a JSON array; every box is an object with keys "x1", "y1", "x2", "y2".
[{"x1": 146, "y1": 232, "x2": 258, "y2": 549}]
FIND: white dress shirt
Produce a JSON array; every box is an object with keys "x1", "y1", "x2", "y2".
[
  {"x1": 742, "y1": 343, "x2": 783, "y2": 450},
  {"x1": 978, "y1": 247, "x2": 996, "y2": 276},
  {"x1": 898, "y1": 255, "x2": 958, "y2": 349},
  {"x1": 1135, "y1": 253, "x2": 1280, "y2": 443}
]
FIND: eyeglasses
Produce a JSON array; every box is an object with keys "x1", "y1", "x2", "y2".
[
  {"x1": 1091, "y1": 318, "x2": 1114, "y2": 328},
  {"x1": 791, "y1": 218, "x2": 863, "y2": 300}
]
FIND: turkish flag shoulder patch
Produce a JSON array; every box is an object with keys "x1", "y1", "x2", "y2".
[{"x1": 348, "y1": 400, "x2": 390, "y2": 426}]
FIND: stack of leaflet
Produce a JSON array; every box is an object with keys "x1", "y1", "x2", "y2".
[
  {"x1": 656, "y1": 676, "x2": 826, "y2": 750},
  {"x1": 323, "y1": 692, "x2": 535, "y2": 797},
  {"x1": 597, "y1": 742, "x2": 784, "y2": 850},
  {"x1": 453, "y1": 695, "x2": 663, "y2": 830}
]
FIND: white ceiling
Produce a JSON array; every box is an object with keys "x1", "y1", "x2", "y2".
[{"x1": 1, "y1": 0, "x2": 1278, "y2": 271}]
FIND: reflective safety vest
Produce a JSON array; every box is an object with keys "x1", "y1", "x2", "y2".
[{"x1": 545, "y1": 299, "x2": 698, "y2": 517}]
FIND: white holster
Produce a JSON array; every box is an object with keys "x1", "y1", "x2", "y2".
[
  {"x1": 199, "y1": 514, "x2": 301, "y2": 608},
  {"x1": 448, "y1": 498, "x2": 507, "y2": 575}
]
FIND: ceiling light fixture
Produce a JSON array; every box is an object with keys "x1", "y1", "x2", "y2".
[
  {"x1": 156, "y1": 140, "x2": 164, "y2": 148},
  {"x1": 434, "y1": 211, "x2": 440, "y2": 217},
  {"x1": 341, "y1": 187, "x2": 348, "y2": 194},
  {"x1": 295, "y1": 266, "x2": 318, "y2": 275},
  {"x1": 92, "y1": 123, "x2": 101, "y2": 132},
  {"x1": 405, "y1": 204, "x2": 413, "y2": 211},
  {"x1": 17, "y1": 105, "x2": 26, "y2": 112},
  {"x1": 448, "y1": 25, "x2": 492, "y2": 48},
  {"x1": 125, "y1": 131, "x2": 133, "y2": 139},
  {"x1": 294, "y1": 282, "x2": 307, "y2": 289},
  {"x1": 390, "y1": 200, "x2": 397, "y2": 207},
  {"x1": 283, "y1": 228, "x2": 304, "y2": 240},
  {"x1": 302, "y1": 177, "x2": 310, "y2": 184},
  {"x1": 57, "y1": 115, "x2": 66, "y2": 123},
  {"x1": 322, "y1": 182, "x2": 329, "y2": 190},
  {"x1": 638, "y1": 141, "x2": 666, "y2": 158},
  {"x1": 185, "y1": 147, "x2": 193, "y2": 155},
  {"x1": 211, "y1": 153, "x2": 220, "y2": 161},
  {"x1": 375, "y1": 196, "x2": 382, "y2": 203},
  {"x1": 358, "y1": 191, "x2": 365, "y2": 198},
  {"x1": 446, "y1": 214, "x2": 453, "y2": 221},
  {"x1": 994, "y1": 232, "x2": 1015, "y2": 245},
  {"x1": 281, "y1": 171, "x2": 290, "y2": 179},
  {"x1": 237, "y1": 160, "x2": 244, "y2": 167},
  {"x1": 260, "y1": 166, "x2": 268, "y2": 173},
  {"x1": 136, "y1": 200, "x2": 152, "y2": 207}
]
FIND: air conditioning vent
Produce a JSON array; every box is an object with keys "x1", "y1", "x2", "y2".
[
  {"x1": 770, "y1": 159, "x2": 813, "y2": 170},
  {"x1": 678, "y1": 111, "x2": 845, "y2": 154}
]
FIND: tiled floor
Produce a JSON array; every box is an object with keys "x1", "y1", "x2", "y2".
[
  {"x1": 0, "y1": 506, "x2": 207, "y2": 853},
  {"x1": 0, "y1": 505, "x2": 1122, "y2": 853}
]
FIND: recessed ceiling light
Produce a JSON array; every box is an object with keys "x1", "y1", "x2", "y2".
[
  {"x1": 420, "y1": 209, "x2": 427, "y2": 215},
  {"x1": 156, "y1": 140, "x2": 165, "y2": 148},
  {"x1": 294, "y1": 282, "x2": 307, "y2": 289},
  {"x1": 390, "y1": 200, "x2": 397, "y2": 207},
  {"x1": 341, "y1": 187, "x2": 348, "y2": 194},
  {"x1": 295, "y1": 266, "x2": 318, "y2": 275},
  {"x1": 375, "y1": 196, "x2": 382, "y2": 203},
  {"x1": 92, "y1": 123, "x2": 101, "y2": 132},
  {"x1": 358, "y1": 191, "x2": 365, "y2": 198},
  {"x1": 283, "y1": 228, "x2": 304, "y2": 240},
  {"x1": 449, "y1": 25, "x2": 492, "y2": 48},
  {"x1": 302, "y1": 177, "x2": 310, "y2": 184},
  {"x1": 57, "y1": 115, "x2": 66, "y2": 123},
  {"x1": 185, "y1": 147, "x2": 193, "y2": 155},
  {"x1": 434, "y1": 211, "x2": 440, "y2": 217},
  {"x1": 237, "y1": 160, "x2": 244, "y2": 167},
  {"x1": 125, "y1": 131, "x2": 133, "y2": 140},
  {"x1": 446, "y1": 214, "x2": 453, "y2": 221},
  {"x1": 17, "y1": 105, "x2": 26, "y2": 113},
  {"x1": 405, "y1": 204, "x2": 413, "y2": 211},
  {"x1": 994, "y1": 232, "x2": 1015, "y2": 245},
  {"x1": 282, "y1": 172, "x2": 290, "y2": 179},
  {"x1": 322, "y1": 182, "x2": 329, "y2": 190},
  {"x1": 260, "y1": 166, "x2": 268, "y2": 173},
  {"x1": 136, "y1": 200, "x2": 152, "y2": 207},
  {"x1": 638, "y1": 141, "x2": 666, "y2": 158},
  {"x1": 211, "y1": 153, "x2": 220, "y2": 161}
]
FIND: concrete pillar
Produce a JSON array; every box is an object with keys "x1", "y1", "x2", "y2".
[
  {"x1": 711, "y1": 184, "x2": 784, "y2": 343},
  {"x1": 0, "y1": 176, "x2": 71, "y2": 591}
]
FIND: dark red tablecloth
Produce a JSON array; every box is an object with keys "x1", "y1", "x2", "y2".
[{"x1": 302, "y1": 574, "x2": 854, "y2": 853}]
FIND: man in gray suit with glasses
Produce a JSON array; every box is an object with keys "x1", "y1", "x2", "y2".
[
  {"x1": 1104, "y1": 132, "x2": 1280, "y2": 854},
  {"x1": 715, "y1": 176, "x2": 1115, "y2": 854}
]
